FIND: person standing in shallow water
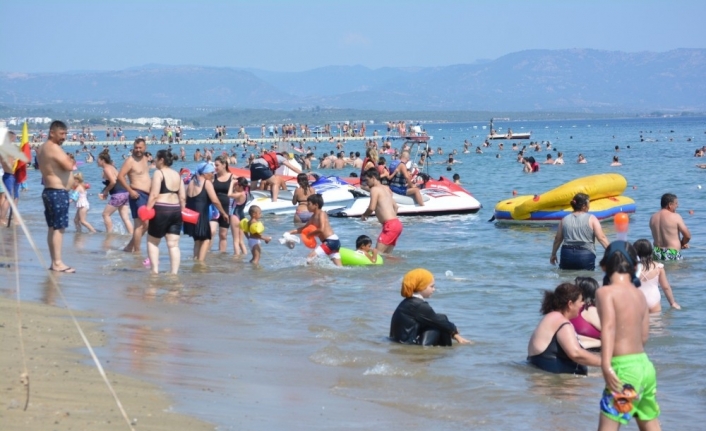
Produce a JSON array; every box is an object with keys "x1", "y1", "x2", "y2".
[
  {"x1": 36, "y1": 120, "x2": 76, "y2": 273},
  {"x1": 596, "y1": 241, "x2": 661, "y2": 430},
  {"x1": 649, "y1": 193, "x2": 690, "y2": 261},
  {"x1": 117, "y1": 138, "x2": 152, "y2": 253},
  {"x1": 389, "y1": 268, "x2": 471, "y2": 346},
  {"x1": 550, "y1": 193, "x2": 610, "y2": 270}
]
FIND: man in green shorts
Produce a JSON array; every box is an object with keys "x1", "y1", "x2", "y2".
[
  {"x1": 596, "y1": 241, "x2": 660, "y2": 430},
  {"x1": 649, "y1": 193, "x2": 690, "y2": 260}
]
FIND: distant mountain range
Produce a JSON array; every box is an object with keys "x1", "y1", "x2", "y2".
[{"x1": 1, "y1": 49, "x2": 705, "y2": 112}]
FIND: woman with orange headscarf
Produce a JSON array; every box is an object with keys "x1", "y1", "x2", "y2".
[{"x1": 389, "y1": 268, "x2": 471, "y2": 346}]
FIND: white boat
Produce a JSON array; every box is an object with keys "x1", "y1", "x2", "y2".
[
  {"x1": 245, "y1": 176, "x2": 356, "y2": 216},
  {"x1": 328, "y1": 178, "x2": 482, "y2": 217},
  {"x1": 486, "y1": 118, "x2": 531, "y2": 140}
]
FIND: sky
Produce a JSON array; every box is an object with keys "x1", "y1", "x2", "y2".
[{"x1": 1, "y1": 0, "x2": 705, "y2": 73}]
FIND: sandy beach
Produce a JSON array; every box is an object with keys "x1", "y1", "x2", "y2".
[{"x1": 0, "y1": 297, "x2": 215, "y2": 431}]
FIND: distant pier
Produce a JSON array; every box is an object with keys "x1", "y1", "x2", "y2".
[{"x1": 59, "y1": 134, "x2": 431, "y2": 147}]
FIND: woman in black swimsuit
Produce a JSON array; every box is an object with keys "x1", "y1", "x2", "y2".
[
  {"x1": 228, "y1": 177, "x2": 250, "y2": 256},
  {"x1": 145, "y1": 150, "x2": 185, "y2": 274},
  {"x1": 527, "y1": 283, "x2": 601, "y2": 375},
  {"x1": 213, "y1": 156, "x2": 235, "y2": 252}
]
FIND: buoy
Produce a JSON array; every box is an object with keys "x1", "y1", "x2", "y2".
[
  {"x1": 182, "y1": 207, "x2": 199, "y2": 224},
  {"x1": 614, "y1": 212, "x2": 629, "y2": 241},
  {"x1": 301, "y1": 225, "x2": 317, "y2": 249},
  {"x1": 137, "y1": 206, "x2": 155, "y2": 222}
]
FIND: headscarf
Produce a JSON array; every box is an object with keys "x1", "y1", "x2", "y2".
[
  {"x1": 401, "y1": 268, "x2": 434, "y2": 298},
  {"x1": 197, "y1": 161, "x2": 215, "y2": 175}
]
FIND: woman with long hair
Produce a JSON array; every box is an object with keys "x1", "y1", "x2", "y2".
[
  {"x1": 633, "y1": 238, "x2": 680, "y2": 312},
  {"x1": 550, "y1": 192, "x2": 610, "y2": 270},
  {"x1": 527, "y1": 283, "x2": 601, "y2": 375},
  {"x1": 213, "y1": 156, "x2": 235, "y2": 252},
  {"x1": 97, "y1": 151, "x2": 133, "y2": 234}
]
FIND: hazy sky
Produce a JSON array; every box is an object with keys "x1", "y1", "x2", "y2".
[{"x1": 2, "y1": 0, "x2": 704, "y2": 73}]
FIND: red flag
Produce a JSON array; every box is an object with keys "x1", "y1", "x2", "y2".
[{"x1": 13, "y1": 122, "x2": 31, "y2": 184}]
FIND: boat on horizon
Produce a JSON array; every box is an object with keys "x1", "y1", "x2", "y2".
[{"x1": 486, "y1": 118, "x2": 531, "y2": 140}]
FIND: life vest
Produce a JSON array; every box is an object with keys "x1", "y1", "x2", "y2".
[{"x1": 262, "y1": 151, "x2": 280, "y2": 171}]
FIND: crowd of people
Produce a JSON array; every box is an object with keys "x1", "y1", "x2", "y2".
[{"x1": 2, "y1": 120, "x2": 697, "y2": 430}]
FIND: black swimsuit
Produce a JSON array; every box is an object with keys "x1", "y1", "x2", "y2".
[
  {"x1": 212, "y1": 174, "x2": 232, "y2": 228},
  {"x1": 528, "y1": 322, "x2": 588, "y2": 375}
]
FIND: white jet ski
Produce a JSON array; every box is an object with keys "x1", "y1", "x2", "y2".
[
  {"x1": 245, "y1": 175, "x2": 356, "y2": 216},
  {"x1": 328, "y1": 177, "x2": 482, "y2": 217}
]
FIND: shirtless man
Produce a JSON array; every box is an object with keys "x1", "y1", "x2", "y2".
[
  {"x1": 289, "y1": 193, "x2": 341, "y2": 266},
  {"x1": 117, "y1": 138, "x2": 151, "y2": 252},
  {"x1": 388, "y1": 151, "x2": 424, "y2": 206},
  {"x1": 36, "y1": 121, "x2": 75, "y2": 273},
  {"x1": 596, "y1": 241, "x2": 660, "y2": 430},
  {"x1": 333, "y1": 152, "x2": 346, "y2": 169},
  {"x1": 361, "y1": 169, "x2": 402, "y2": 254},
  {"x1": 649, "y1": 193, "x2": 691, "y2": 260}
]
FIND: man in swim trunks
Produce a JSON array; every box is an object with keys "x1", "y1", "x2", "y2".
[
  {"x1": 118, "y1": 138, "x2": 152, "y2": 253},
  {"x1": 36, "y1": 120, "x2": 76, "y2": 273},
  {"x1": 596, "y1": 241, "x2": 660, "y2": 430},
  {"x1": 649, "y1": 193, "x2": 691, "y2": 260},
  {"x1": 289, "y1": 193, "x2": 342, "y2": 266},
  {"x1": 361, "y1": 169, "x2": 403, "y2": 254}
]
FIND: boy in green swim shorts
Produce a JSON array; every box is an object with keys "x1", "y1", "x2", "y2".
[{"x1": 596, "y1": 241, "x2": 661, "y2": 430}]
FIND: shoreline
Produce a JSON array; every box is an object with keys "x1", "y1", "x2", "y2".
[{"x1": 0, "y1": 296, "x2": 215, "y2": 431}]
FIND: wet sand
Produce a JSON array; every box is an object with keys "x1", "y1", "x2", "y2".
[{"x1": 0, "y1": 297, "x2": 215, "y2": 431}]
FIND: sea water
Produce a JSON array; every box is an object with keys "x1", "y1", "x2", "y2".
[{"x1": 1, "y1": 116, "x2": 705, "y2": 430}]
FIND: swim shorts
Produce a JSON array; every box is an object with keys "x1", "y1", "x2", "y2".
[
  {"x1": 128, "y1": 189, "x2": 150, "y2": 219},
  {"x1": 653, "y1": 246, "x2": 682, "y2": 261},
  {"x1": 147, "y1": 203, "x2": 182, "y2": 238},
  {"x1": 109, "y1": 191, "x2": 129, "y2": 207},
  {"x1": 378, "y1": 218, "x2": 403, "y2": 246},
  {"x1": 42, "y1": 188, "x2": 70, "y2": 230},
  {"x1": 2, "y1": 173, "x2": 19, "y2": 198},
  {"x1": 390, "y1": 185, "x2": 407, "y2": 195},
  {"x1": 248, "y1": 238, "x2": 261, "y2": 249},
  {"x1": 315, "y1": 234, "x2": 341, "y2": 260},
  {"x1": 250, "y1": 163, "x2": 274, "y2": 181},
  {"x1": 599, "y1": 353, "x2": 660, "y2": 425}
]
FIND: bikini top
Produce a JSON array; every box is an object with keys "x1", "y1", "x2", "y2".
[
  {"x1": 159, "y1": 170, "x2": 179, "y2": 194},
  {"x1": 570, "y1": 306, "x2": 601, "y2": 339}
]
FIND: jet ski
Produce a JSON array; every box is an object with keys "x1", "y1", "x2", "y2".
[
  {"x1": 245, "y1": 175, "x2": 356, "y2": 215},
  {"x1": 328, "y1": 177, "x2": 482, "y2": 217}
]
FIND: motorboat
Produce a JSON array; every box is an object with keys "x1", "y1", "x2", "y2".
[
  {"x1": 245, "y1": 175, "x2": 357, "y2": 216},
  {"x1": 328, "y1": 177, "x2": 482, "y2": 217}
]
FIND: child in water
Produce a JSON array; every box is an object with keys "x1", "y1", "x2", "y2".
[
  {"x1": 289, "y1": 193, "x2": 342, "y2": 266},
  {"x1": 241, "y1": 205, "x2": 271, "y2": 264},
  {"x1": 72, "y1": 172, "x2": 96, "y2": 233},
  {"x1": 355, "y1": 235, "x2": 379, "y2": 264}
]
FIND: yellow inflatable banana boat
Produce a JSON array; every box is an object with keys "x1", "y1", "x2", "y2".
[{"x1": 493, "y1": 173, "x2": 636, "y2": 224}]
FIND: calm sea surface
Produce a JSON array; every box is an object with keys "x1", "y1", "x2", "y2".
[{"x1": 1, "y1": 117, "x2": 705, "y2": 430}]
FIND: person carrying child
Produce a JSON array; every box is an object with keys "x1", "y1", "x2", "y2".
[
  {"x1": 355, "y1": 235, "x2": 379, "y2": 264},
  {"x1": 72, "y1": 172, "x2": 96, "y2": 233},
  {"x1": 241, "y1": 205, "x2": 271, "y2": 265},
  {"x1": 289, "y1": 193, "x2": 342, "y2": 266}
]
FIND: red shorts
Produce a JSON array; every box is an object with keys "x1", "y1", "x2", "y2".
[{"x1": 378, "y1": 218, "x2": 403, "y2": 246}]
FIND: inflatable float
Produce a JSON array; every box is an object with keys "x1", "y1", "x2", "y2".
[
  {"x1": 339, "y1": 247, "x2": 384, "y2": 266},
  {"x1": 493, "y1": 173, "x2": 636, "y2": 224}
]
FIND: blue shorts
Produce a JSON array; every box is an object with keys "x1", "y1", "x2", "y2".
[
  {"x1": 390, "y1": 185, "x2": 407, "y2": 195},
  {"x1": 250, "y1": 163, "x2": 274, "y2": 181},
  {"x1": 560, "y1": 245, "x2": 596, "y2": 271},
  {"x1": 42, "y1": 188, "x2": 70, "y2": 230},
  {"x1": 2, "y1": 173, "x2": 20, "y2": 199},
  {"x1": 128, "y1": 189, "x2": 150, "y2": 219}
]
